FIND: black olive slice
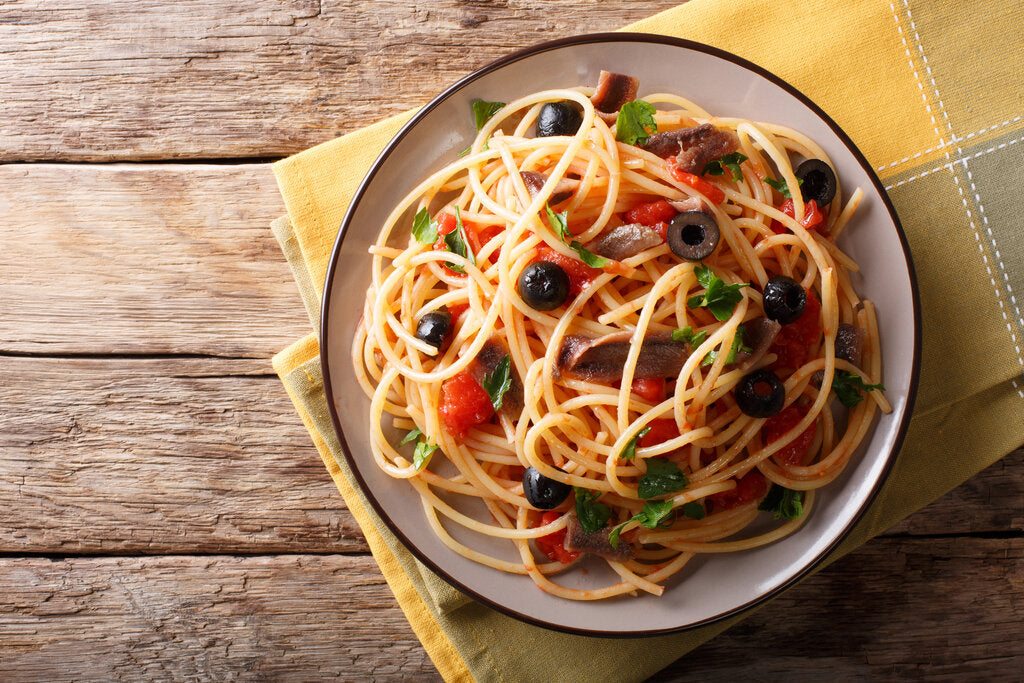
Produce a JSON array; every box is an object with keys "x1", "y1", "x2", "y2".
[
  {"x1": 735, "y1": 369, "x2": 786, "y2": 418},
  {"x1": 523, "y1": 467, "x2": 571, "y2": 510},
  {"x1": 415, "y1": 309, "x2": 452, "y2": 351},
  {"x1": 795, "y1": 159, "x2": 837, "y2": 207},
  {"x1": 537, "y1": 102, "x2": 583, "y2": 137},
  {"x1": 667, "y1": 210, "x2": 720, "y2": 261},
  {"x1": 517, "y1": 261, "x2": 571, "y2": 311},
  {"x1": 762, "y1": 275, "x2": 807, "y2": 325}
]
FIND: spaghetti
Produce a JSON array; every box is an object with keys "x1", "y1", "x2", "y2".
[{"x1": 352, "y1": 74, "x2": 888, "y2": 600}]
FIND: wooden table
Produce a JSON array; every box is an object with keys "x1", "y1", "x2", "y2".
[{"x1": 1, "y1": 2, "x2": 1020, "y2": 679}]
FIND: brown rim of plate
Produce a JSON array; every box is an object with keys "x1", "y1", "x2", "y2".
[{"x1": 318, "y1": 32, "x2": 922, "y2": 637}]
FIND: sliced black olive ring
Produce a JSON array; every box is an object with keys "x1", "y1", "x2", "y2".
[
  {"x1": 762, "y1": 275, "x2": 807, "y2": 325},
  {"x1": 537, "y1": 101, "x2": 583, "y2": 138},
  {"x1": 667, "y1": 210, "x2": 720, "y2": 261},
  {"x1": 415, "y1": 309, "x2": 452, "y2": 351},
  {"x1": 735, "y1": 369, "x2": 786, "y2": 418},
  {"x1": 523, "y1": 466, "x2": 571, "y2": 510},
  {"x1": 795, "y1": 158, "x2": 837, "y2": 207},
  {"x1": 517, "y1": 261, "x2": 571, "y2": 311}
]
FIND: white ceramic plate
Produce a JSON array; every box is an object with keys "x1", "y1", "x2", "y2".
[{"x1": 320, "y1": 34, "x2": 920, "y2": 636}]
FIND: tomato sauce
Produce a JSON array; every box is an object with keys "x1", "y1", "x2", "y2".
[
  {"x1": 707, "y1": 470, "x2": 769, "y2": 511},
  {"x1": 762, "y1": 403, "x2": 815, "y2": 466},
  {"x1": 534, "y1": 511, "x2": 579, "y2": 564}
]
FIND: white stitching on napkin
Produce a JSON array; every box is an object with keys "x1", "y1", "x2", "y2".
[
  {"x1": 896, "y1": 0, "x2": 1024, "y2": 398},
  {"x1": 875, "y1": 117, "x2": 1024, "y2": 173},
  {"x1": 883, "y1": 135, "x2": 1024, "y2": 190}
]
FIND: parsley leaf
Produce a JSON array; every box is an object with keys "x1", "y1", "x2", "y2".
[
  {"x1": 545, "y1": 203, "x2": 571, "y2": 242},
  {"x1": 413, "y1": 439, "x2": 438, "y2": 471},
  {"x1": 569, "y1": 240, "x2": 608, "y2": 268},
  {"x1": 574, "y1": 487, "x2": 612, "y2": 533},
  {"x1": 701, "y1": 324, "x2": 752, "y2": 366},
  {"x1": 703, "y1": 152, "x2": 748, "y2": 182},
  {"x1": 619, "y1": 426, "x2": 651, "y2": 462},
  {"x1": 758, "y1": 484, "x2": 804, "y2": 519},
  {"x1": 472, "y1": 100, "x2": 506, "y2": 130},
  {"x1": 398, "y1": 428, "x2": 423, "y2": 447},
  {"x1": 831, "y1": 371, "x2": 886, "y2": 408},
  {"x1": 637, "y1": 458, "x2": 689, "y2": 499},
  {"x1": 765, "y1": 176, "x2": 803, "y2": 199},
  {"x1": 687, "y1": 264, "x2": 747, "y2": 321},
  {"x1": 609, "y1": 499, "x2": 674, "y2": 548},
  {"x1": 482, "y1": 354, "x2": 512, "y2": 411},
  {"x1": 545, "y1": 203, "x2": 609, "y2": 269},
  {"x1": 671, "y1": 326, "x2": 708, "y2": 347},
  {"x1": 411, "y1": 208, "x2": 438, "y2": 244},
  {"x1": 442, "y1": 207, "x2": 476, "y2": 273},
  {"x1": 681, "y1": 501, "x2": 706, "y2": 520},
  {"x1": 615, "y1": 100, "x2": 657, "y2": 145}
]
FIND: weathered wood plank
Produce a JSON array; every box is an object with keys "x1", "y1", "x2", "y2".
[
  {"x1": 0, "y1": 355, "x2": 366, "y2": 554},
  {"x1": 657, "y1": 536, "x2": 1024, "y2": 681},
  {"x1": 0, "y1": 539, "x2": 1019, "y2": 681},
  {"x1": 0, "y1": 554, "x2": 441, "y2": 681},
  {"x1": 0, "y1": 0, "x2": 685, "y2": 161},
  {"x1": 0, "y1": 163, "x2": 309, "y2": 356},
  {"x1": 0, "y1": 353, "x2": 1020, "y2": 553}
]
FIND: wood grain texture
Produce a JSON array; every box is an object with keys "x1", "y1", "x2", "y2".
[
  {"x1": 0, "y1": 539, "x2": 1019, "y2": 682},
  {"x1": 657, "y1": 537, "x2": 1024, "y2": 681},
  {"x1": 0, "y1": 355, "x2": 366, "y2": 554},
  {"x1": 0, "y1": 163, "x2": 309, "y2": 356},
  {"x1": 0, "y1": 554, "x2": 441, "y2": 681},
  {"x1": 0, "y1": 0, "x2": 684, "y2": 161}
]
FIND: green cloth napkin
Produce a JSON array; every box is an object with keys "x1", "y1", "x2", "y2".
[{"x1": 270, "y1": 0, "x2": 1024, "y2": 679}]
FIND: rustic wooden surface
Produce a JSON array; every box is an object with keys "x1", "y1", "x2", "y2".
[{"x1": 0, "y1": 1, "x2": 1021, "y2": 680}]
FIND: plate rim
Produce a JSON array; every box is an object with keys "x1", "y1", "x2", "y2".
[{"x1": 318, "y1": 31, "x2": 922, "y2": 637}]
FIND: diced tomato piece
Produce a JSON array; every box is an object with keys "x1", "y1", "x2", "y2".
[
  {"x1": 763, "y1": 403, "x2": 815, "y2": 466},
  {"x1": 651, "y1": 221, "x2": 669, "y2": 241},
  {"x1": 534, "y1": 511, "x2": 579, "y2": 564},
  {"x1": 631, "y1": 378, "x2": 666, "y2": 403},
  {"x1": 769, "y1": 199, "x2": 825, "y2": 234},
  {"x1": 625, "y1": 199, "x2": 678, "y2": 226},
  {"x1": 436, "y1": 212, "x2": 457, "y2": 236},
  {"x1": 432, "y1": 213, "x2": 472, "y2": 277},
  {"x1": 639, "y1": 418, "x2": 680, "y2": 447},
  {"x1": 669, "y1": 166, "x2": 726, "y2": 204},
  {"x1": 531, "y1": 245, "x2": 603, "y2": 297},
  {"x1": 707, "y1": 471, "x2": 769, "y2": 511},
  {"x1": 439, "y1": 371, "x2": 494, "y2": 437},
  {"x1": 467, "y1": 223, "x2": 503, "y2": 255},
  {"x1": 768, "y1": 288, "x2": 821, "y2": 371},
  {"x1": 446, "y1": 303, "x2": 469, "y2": 320}
]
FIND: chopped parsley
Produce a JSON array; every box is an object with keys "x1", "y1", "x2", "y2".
[
  {"x1": 472, "y1": 100, "x2": 506, "y2": 130},
  {"x1": 681, "y1": 501, "x2": 706, "y2": 520},
  {"x1": 687, "y1": 264, "x2": 748, "y2": 321},
  {"x1": 545, "y1": 203, "x2": 609, "y2": 269},
  {"x1": 482, "y1": 354, "x2": 512, "y2": 411},
  {"x1": 574, "y1": 487, "x2": 612, "y2": 533},
  {"x1": 442, "y1": 207, "x2": 476, "y2": 273},
  {"x1": 398, "y1": 428, "x2": 423, "y2": 447},
  {"x1": 765, "y1": 176, "x2": 803, "y2": 199},
  {"x1": 758, "y1": 484, "x2": 804, "y2": 519},
  {"x1": 637, "y1": 458, "x2": 689, "y2": 499},
  {"x1": 703, "y1": 152, "x2": 748, "y2": 182},
  {"x1": 609, "y1": 499, "x2": 674, "y2": 549},
  {"x1": 701, "y1": 324, "x2": 752, "y2": 366},
  {"x1": 413, "y1": 439, "x2": 438, "y2": 471},
  {"x1": 619, "y1": 426, "x2": 651, "y2": 462},
  {"x1": 831, "y1": 371, "x2": 885, "y2": 408},
  {"x1": 615, "y1": 100, "x2": 657, "y2": 145},
  {"x1": 411, "y1": 208, "x2": 438, "y2": 244},
  {"x1": 671, "y1": 326, "x2": 708, "y2": 347}
]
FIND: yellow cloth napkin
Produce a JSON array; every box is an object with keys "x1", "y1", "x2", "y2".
[{"x1": 270, "y1": 0, "x2": 1024, "y2": 679}]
